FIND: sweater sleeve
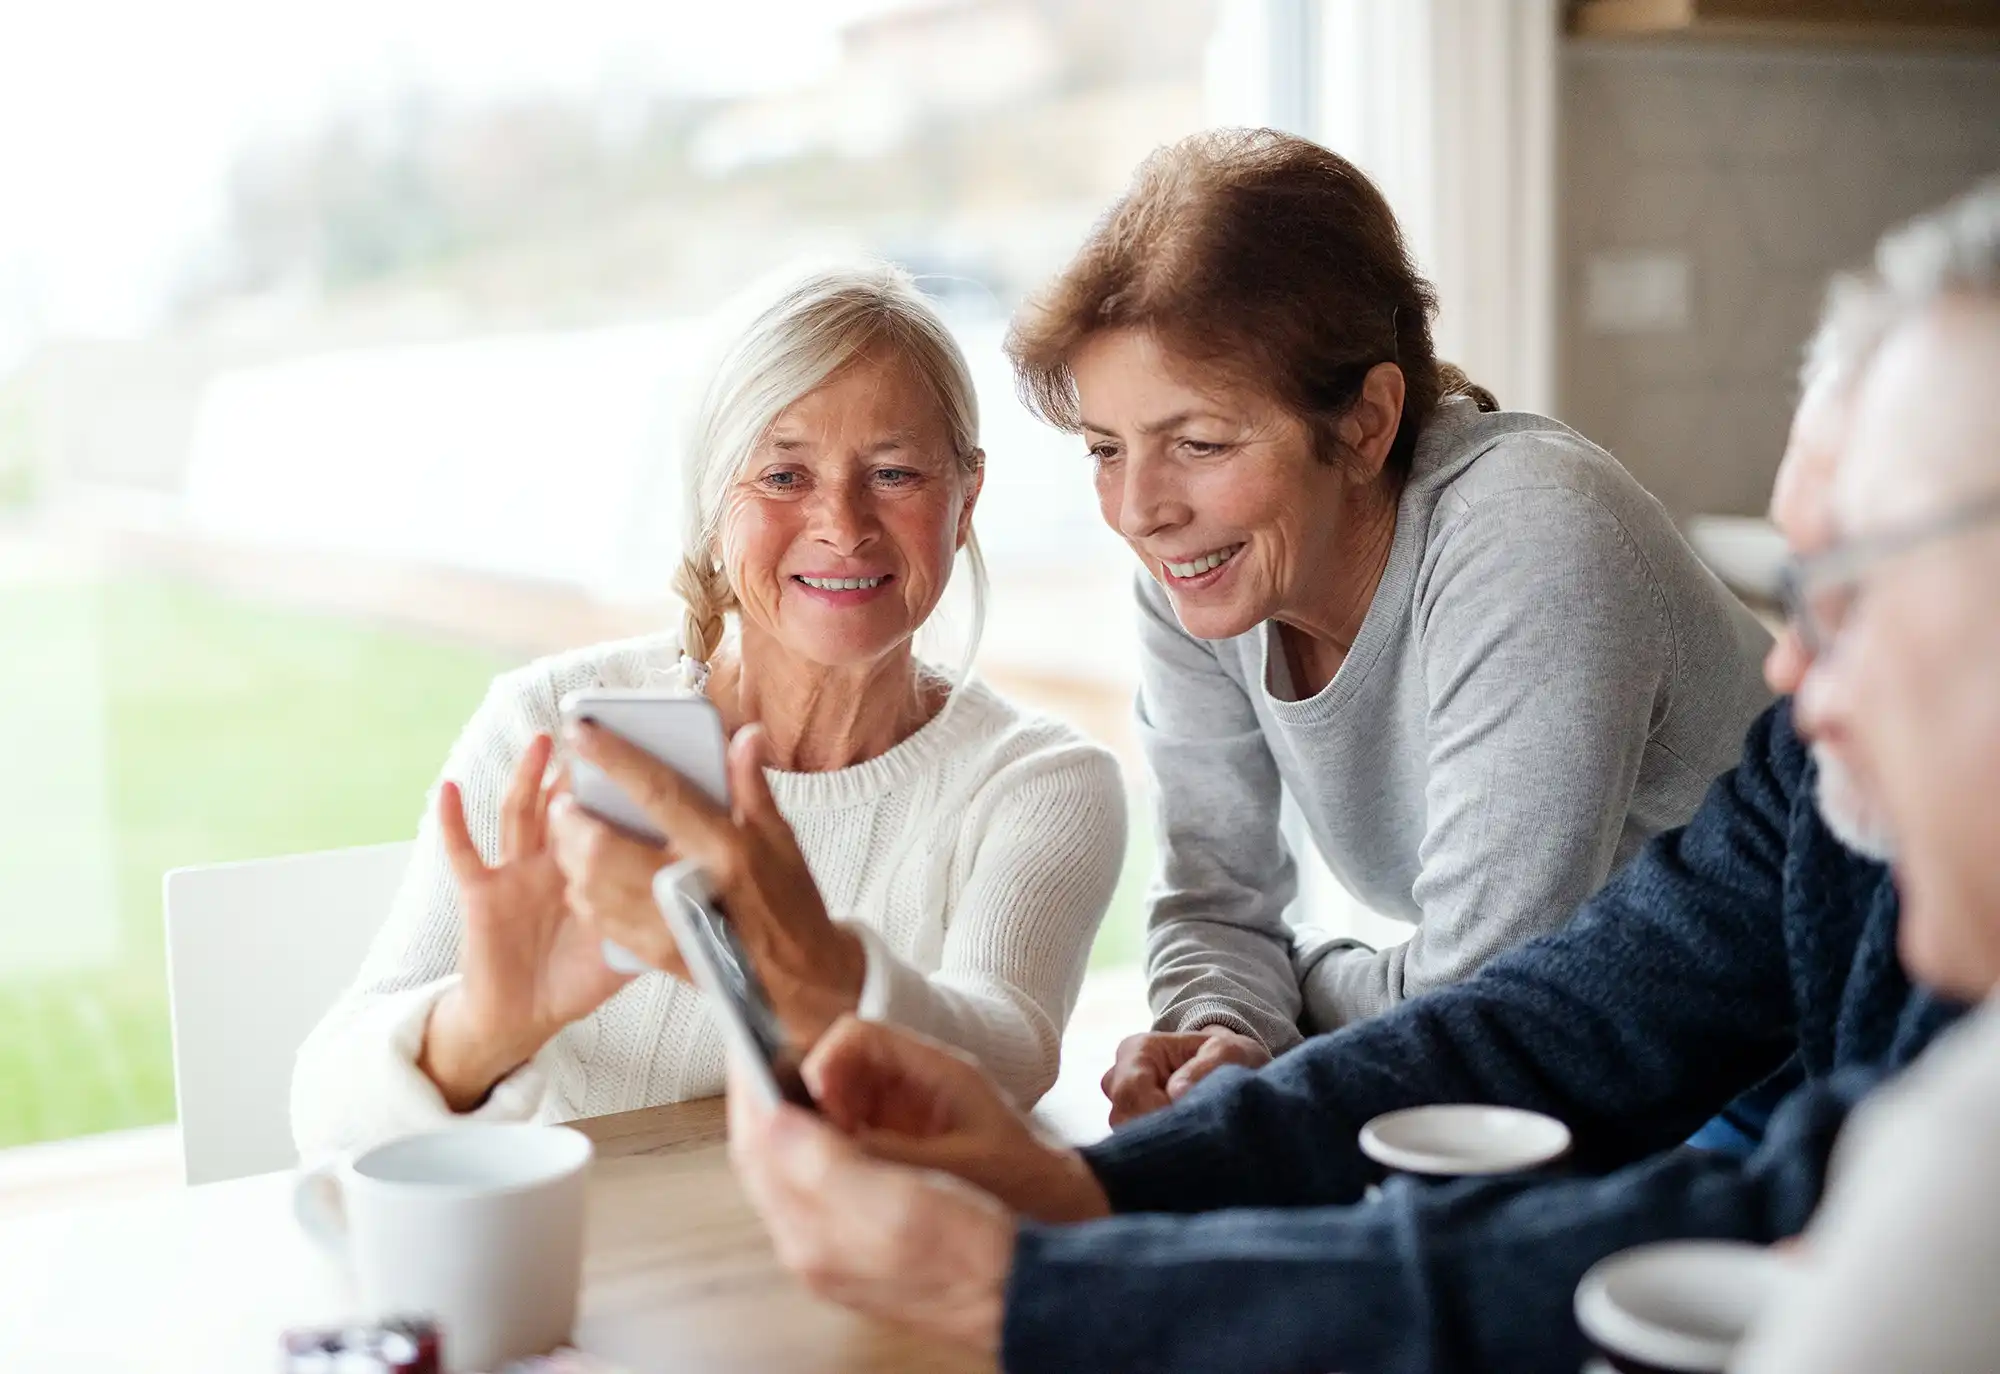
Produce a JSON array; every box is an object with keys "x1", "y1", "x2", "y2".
[
  {"x1": 1132, "y1": 573, "x2": 1308, "y2": 1053},
  {"x1": 846, "y1": 740, "x2": 1125, "y2": 1107},
  {"x1": 1080, "y1": 701, "x2": 1803, "y2": 1216},
  {"x1": 1002, "y1": 1067, "x2": 1881, "y2": 1374},
  {"x1": 290, "y1": 666, "x2": 573, "y2": 1156},
  {"x1": 1299, "y1": 485, "x2": 1687, "y2": 1029}
]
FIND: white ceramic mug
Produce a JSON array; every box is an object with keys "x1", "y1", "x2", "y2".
[
  {"x1": 1359, "y1": 1104, "x2": 1573, "y2": 1179},
  {"x1": 1573, "y1": 1240, "x2": 1790, "y2": 1374},
  {"x1": 294, "y1": 1124, "x2": 593, "y2": 1373}
]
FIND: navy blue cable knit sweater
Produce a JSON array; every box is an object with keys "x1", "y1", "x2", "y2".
[{"x1": 1001, "y1": 702, "x2": 1964, "y2": 1374}]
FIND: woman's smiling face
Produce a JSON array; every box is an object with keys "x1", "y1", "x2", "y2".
[
  {"x1": 1071, "y1": 327, "x2": 1357, "y2": 642},
  {"x1": 720, "y1": 344, "x2": 979, "y2": 670}
]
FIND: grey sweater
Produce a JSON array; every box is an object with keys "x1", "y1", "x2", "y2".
[{"x1": 1141, "y1": 398, "x2": 1774, "y2": 1050}]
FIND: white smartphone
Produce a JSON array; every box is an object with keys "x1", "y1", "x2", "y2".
[
  {"x1": 653, "y1": 862, "x2": 816, "y2": 1112},
  {"x1": 557, "y1": 689, "x2": 729, "y2": 847},
  {"x1": 558, "y1": 689, "x2": 728, "y2": 975}
]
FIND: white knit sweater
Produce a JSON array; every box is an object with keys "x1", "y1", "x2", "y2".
[{"x1": 291, "y1": 633, "x2": 1125, "y2": 1156}]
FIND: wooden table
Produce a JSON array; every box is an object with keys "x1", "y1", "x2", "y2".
[{"x1": 0, "y1": 1098, "x2": 995, "y2": 1373}]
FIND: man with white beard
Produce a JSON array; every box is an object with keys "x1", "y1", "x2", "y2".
[
  {"x1": 1683, "y1": 348, "x2": 1903, "y2": 1156},
  {"x1": 1735, "y1": 179, "x2": 2000, "y2": 1374},
  {"x1": 1763, "y1": 358, "x2": 1898, "y2": 869}
]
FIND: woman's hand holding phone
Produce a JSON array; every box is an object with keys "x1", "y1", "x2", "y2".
[
  {"x1": 420, "y1": 735, "x2": 638, "y2": 1111},
  {"x1": 558, "y1": 720, "x2": 867, "y2": 1046},
  {"x1": 544, "y1": 788, "x2": 693, "y2": 980}
]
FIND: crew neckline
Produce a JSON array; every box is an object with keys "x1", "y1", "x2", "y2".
[
  {"x1": 762, "y1": 675, "x2": 1005, "y2": 811},
  {"x1": 1256, "y1": 397, "x2": 1482, "y2": 726},
  {"x1": 627, "y1": 632, "x2": 1001, "y2": 811}
]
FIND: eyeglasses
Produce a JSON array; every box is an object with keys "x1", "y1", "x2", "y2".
[{"x1": 1778, "y1": 488, "x2": 2000, "y2": 658}]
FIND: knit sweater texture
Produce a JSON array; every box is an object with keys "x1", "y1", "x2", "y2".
[
  {"x1": 1001, "y1": 700, "x2": 1965, "y2": 1374},
  {"x1": 292, "y1": 633, "x2": 1124, "y2": 1155}
]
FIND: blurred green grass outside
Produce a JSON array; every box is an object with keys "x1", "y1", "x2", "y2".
[
  {"x1": 0, "y1": 578, "x2": 508, "y2": 1148},
  {"x1": 0, "y1": 576, "x2": 1150, "y2": 1149}
]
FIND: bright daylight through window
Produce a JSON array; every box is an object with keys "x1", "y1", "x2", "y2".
[{"x1": 0, "y1": 0, "x2": 1219, "y2": 1150}]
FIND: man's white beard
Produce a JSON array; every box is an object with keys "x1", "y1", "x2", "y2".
[{"x1": 1813, "y1": 745, "x2": 1897, "y2": 863}]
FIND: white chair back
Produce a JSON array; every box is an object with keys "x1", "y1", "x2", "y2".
[{"x1": 163, "y1": 841, "x2": 411, "y2": 1185}]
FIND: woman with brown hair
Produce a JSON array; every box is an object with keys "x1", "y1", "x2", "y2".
[{"x1": 1006, "y1": 128, "x2": 1772, "y2": 1120}]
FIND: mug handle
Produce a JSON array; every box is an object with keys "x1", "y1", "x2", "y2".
[{"x1": 292, "y1": 1158, "x2": 349, "y2": 1257}]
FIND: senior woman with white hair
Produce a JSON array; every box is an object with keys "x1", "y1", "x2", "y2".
[{"x1": 291, "y1": 264, "x2": 1125, "y2": 1153}]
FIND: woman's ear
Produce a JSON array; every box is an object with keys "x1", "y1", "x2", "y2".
[
  {"x1": 1338, "y1": 363, "x2": 1407, "y2": 482},
  {"x1": 956, "y1": 450, "x2": 986, "y2": 548}
]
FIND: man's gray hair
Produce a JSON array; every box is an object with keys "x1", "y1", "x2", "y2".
[
  {"x1": 1877, "y1": 176, "x2": 2000, "y2": 303},
  {"x1": 1804, "y1": 178, "x2": 2000, "y2": 389}
]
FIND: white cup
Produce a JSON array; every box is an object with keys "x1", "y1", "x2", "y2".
[
  {"x1": 294, "y1": 1124, "x2": 593, "y2": 1373},
  {"x1": 1573, "y1": 1240, "x2": 1790, "y2": 1373},
  {"x1": 1359, "y1": 1104, "x2": 1573, "y2": 1179}
]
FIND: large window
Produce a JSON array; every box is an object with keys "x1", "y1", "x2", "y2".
[{"x1": 0, "y1": 0, "x2": 1224, "y2": 1148}]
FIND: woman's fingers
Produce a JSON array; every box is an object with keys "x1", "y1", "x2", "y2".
[
  {"x1": 436, "y1": 782, "x2": 489, "y2": 891},
  {"x1": 500, "y1": 735, "x2": 553, "y2": 860},
  {"x1": 548, "y1": 795, "x2": 668, "y2": 907},
  {"x1": 547, "y1": 795, "x2": 682, "y2": 972},
  {"x1": 1103, "y1": 1073, "x2": 1171, "y2": 1127},
  {"x1": 1102, "y1": 1032, "x2": 1187, "y2": 1126},
  {"x1": 535, "y1": 761, "x2": 569, "y2": 843},
  {"x1": 727, "y1": 724, "x2": 782, "y2": 829},
  {"x1": 576, "y1": 883, "x2": 684, "y2": 978},
  {"x1": 1164, "y1": 1027, "x2": 1271, "y2": 1101},
  {"x1": 566, "y1": 722, "x2": 736, "y2": 871},
  {"x1": 1164, "y1": 1040, "x2": 1229, "y2": 1100},
  {"x1": 546, "y1": 791, "x2": 623, "y2": 887},
  {"x1": 547, "y1": 792, "x2": 595, "y2": 875}
]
